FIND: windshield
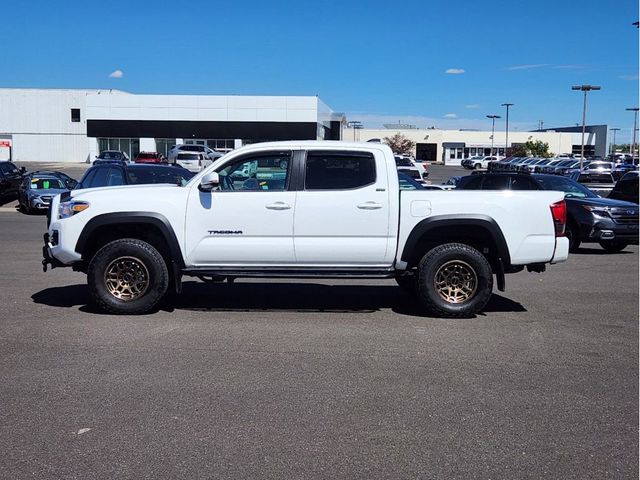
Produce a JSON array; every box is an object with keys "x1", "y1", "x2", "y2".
[
  {"x1": 178, "y1": 154, "x2": 200, "y2": 160},
  {"x1": 535, "y1": 175, "x2": 598, "y2": 198},
  {"x1": 99, "y1": 151, "x2": 123, "y2": 159},
  {"x1": 126, "y1": 167, "x2": 195, "y2": 186},
  {"x1": 395, "y1": 157, "x2": 414, "y2": 167},
  {"x1": 30, "y1": 178, "x2": 65, "y2": 190}
]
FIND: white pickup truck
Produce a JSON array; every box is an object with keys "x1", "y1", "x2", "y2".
[{"x1": 42, "y1": 141, "x2": 569, "y2": 317}]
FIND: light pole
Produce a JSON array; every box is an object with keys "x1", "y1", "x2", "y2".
[
  {"x1": 346, "y1": 121, "x2": 363, "y2": 141},
  {"x1": 486, "y1": 115, "x2": 501, "y2": 156},
  {"x1": 626, "y1": 107, "x2": 639, "y2": 159},
  {"x1": 501, "y1": 103, "x2": 514, "y2": 155},
  {"x1": 571, "y1": 84, "x2": 601, "y2": 170},
  {"x1": 609, "y1": 127, "x2": 620, "y2": 156}
]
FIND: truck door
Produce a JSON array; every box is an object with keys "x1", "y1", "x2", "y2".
[
  {"x1": 184, "y1": 150, "x2": 296, "y2": 266},
  {"x1": 293, "y1": 149, "x2": 393, "y2": 266}
]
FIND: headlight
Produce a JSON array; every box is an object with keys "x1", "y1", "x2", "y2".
[
  {"x1": 58, "y1": 200, "x2": 89, "y2": 219},
  {"x1": 582, "y1": 205, "x2": 610, "y2": 217}
]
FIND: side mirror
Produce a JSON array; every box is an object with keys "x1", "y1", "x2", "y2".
[
  {"x1": 198, "y1": 172, "x2": 219, "y2": 192},
  {"x1": 20, "y1": 167, "x2": 26, "y2": 174},
  {"x1": 66, "y1": 179, "x2": 78, "y2": 189}
]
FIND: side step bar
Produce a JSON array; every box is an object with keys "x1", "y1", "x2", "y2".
[{"x1": 182, "y1": 267, "x2": 396, "y2": 279}]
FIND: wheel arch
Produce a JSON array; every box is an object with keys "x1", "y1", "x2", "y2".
[
  {"x1": 401, "y1": 215, "x2": 511, "y2": 288},
  {"x1": 75, "y1": 212, "x2": 184, "y2": 268}
]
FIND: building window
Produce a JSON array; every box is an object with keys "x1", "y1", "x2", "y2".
[{"x1": 71, "y1": 109, "x2": 80, "y2": 122}]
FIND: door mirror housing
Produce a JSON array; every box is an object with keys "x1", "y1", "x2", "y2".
[{"x1": 199, "y1": 172, "x2": 219, "y2": 192}]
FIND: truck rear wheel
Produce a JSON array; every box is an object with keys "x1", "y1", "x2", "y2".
[
  {"x1": 88, "y1": 238, "x2": 169, "y2": 314},
  {"x1": 416, "y1": 243, "x2": 493, "y2": 318}
]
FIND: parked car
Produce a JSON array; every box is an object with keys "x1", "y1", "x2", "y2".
[
  {"x1": 462, "y1": 156, "x2": 497, "y2": 170},
  {"x1": 0, "y1": 161, "x2": 25, "y2": 199},
  {"x1": 175, "y1": 152, "x2": 212, "y2": 173},
  {"x1": 18, "y1": 174, "x2": 70, "y2": 213},
  {"x1": 395, "y1": 155, "x2": 427, "y2": 183},
  {"x1": 442, "y1": 176, "x2": 463, "y2": 187},
  {"x1": 397, "y1": 171, "x2": 424, "y2": 190},
  {"x1": 134, "y1": 152, "x2": 166, "y2": 164},
  {"x1": 94, "y1": 150, "x2": 129, "y2": 165},
  {"x1": 76, "y1": 163, "x2": 195, "y2": 190},
  {"x1": 18, "y1": 170, "x2": 77, "y2": 210},
  {"x1": 167, "y1": 144, "x2": 223, "y2": 163},
  {"x1": 456, "y1": 172, "x2": 639, "y2": 252},
  {"x1": 608, "y1": 171, "x2": 639, "y2": 204}
]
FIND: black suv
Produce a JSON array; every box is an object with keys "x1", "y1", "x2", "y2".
[
  {"x1": 608, "y1": 171, "x2": 638, "y2": 204},
  {"x1": 76, "y1": 163, "x2": 195, "y2": 189},
  {"x1": 457, "y1": 172, "x2": 639, "y2": 252},
  {"x1": 0, "y1": 161, "x2": 25, "y2": 199}
]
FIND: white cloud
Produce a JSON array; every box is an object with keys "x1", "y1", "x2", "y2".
[
  {"x1": 619, "y1": 74, "x2": 639, "y2": 80},
  {"x1": 507, "y1": 64, "x2": 550, "y2": 71},
  {"x1": 445, "y1": 68, "x2": 465, "y2": 74},
  {"x1": 108, "y1": 69, "x2": 123, "y2": 79},
  {"x1": 443, "y1": 113, "x2": 458, "y2": 119},
  {"x1": 465, "y1": 104, "x2": 480, "y2": 109}
]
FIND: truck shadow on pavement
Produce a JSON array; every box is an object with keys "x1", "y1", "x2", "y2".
[{"x1": 31, "y1": 281, "x2": 526, "y2": 318}]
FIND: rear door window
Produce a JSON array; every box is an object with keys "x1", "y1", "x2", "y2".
[
  {"x1": 457, "y1": 175, "x2": 483, "y2": 189},
  {"x1": 480, "y1": 176, "x2": 510, "y2": 190},
  {"x1": 304, "y1": 152, "x2": 376, "y2": 190},
  {"x1": 510, "y1": 176, "x2": 540, "y2": 190}
]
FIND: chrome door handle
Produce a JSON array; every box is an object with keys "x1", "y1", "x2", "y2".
[
  {"x1": 357, "y1": 202, "x2": 383, "y2": 210},
  {"x1": 265, "y1": 202, "x2": 291, "y2": 210}
]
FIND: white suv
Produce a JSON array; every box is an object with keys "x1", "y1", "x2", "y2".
[{"x1": 168, "y1": 144, "x2": 223, "y2": 163}]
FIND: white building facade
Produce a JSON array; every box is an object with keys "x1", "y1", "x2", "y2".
[{"x1": 0, "y1": 89, "x2": 343, "y2": 163}]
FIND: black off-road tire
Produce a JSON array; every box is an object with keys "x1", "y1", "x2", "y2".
[
  {"x1": 416, "y1": 243, "x2": 493, "y2": 318},
  {"x1": 88, "y1": 238, "x2": 169, "y2": 314},
  {"x1": 565, "y1": 223, "x2": 580, "y2": 253},
  {"x1": 599, "y1": 240, "x2": 629, "y2": 253}
]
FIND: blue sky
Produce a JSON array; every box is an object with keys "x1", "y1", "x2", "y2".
[{"x1": 1, "y1": 0, "x2": 638, "y2": 141}]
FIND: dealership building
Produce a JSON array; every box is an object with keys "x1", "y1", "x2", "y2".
[
  {"x1": 0, "y1": 88, "x2": 607, "y2": 165},
  {"x1": 0, "y1": 88, "x2": 344, "y2": 163},
  {"x1": 347, "y1": 125, "x2": 605, "y2": 165}
]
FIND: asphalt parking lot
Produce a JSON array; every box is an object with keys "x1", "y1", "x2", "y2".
[{"x1": 0, "y1": 163, "x2": 638, "y2": 479}]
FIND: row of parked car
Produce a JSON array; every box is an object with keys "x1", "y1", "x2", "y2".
[
  {"x1": 395, "y1": 159, "x2": 638, "y2": 253},
  {"x1": 94, "y1": 144, "x2": 224, "y2": 173}
]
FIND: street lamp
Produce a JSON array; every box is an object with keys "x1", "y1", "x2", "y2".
[
  {"x1": 346, "y1": 120, "x2": 363, "y2": 141},
  {"x1": 626, "y1": 107, "x2": 639, "y2": 159},
  {"x1": 609, "y1": 128, "x2": 620, "y2": 156},
  {"x1": 486, "y1": 115, "x2": 501, "y2": 156},
  {"x1": 571, "y1": 84, "x2": 601, "y2": 170},
  {"x1": 501, "y1": 103, "x2": 514, "y2": 155}
]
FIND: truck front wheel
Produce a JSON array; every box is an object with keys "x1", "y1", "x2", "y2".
[
  {"x1": 416, "y1": 243, "x2": 493, "y2": 318},
  {"x1": 88, "y1": 238, "x2": 169, "y2": 314}
]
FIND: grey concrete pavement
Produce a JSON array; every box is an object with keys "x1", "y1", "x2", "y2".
[{"x1": 0, "y1": 208, "x2": 637, "y2": 479}]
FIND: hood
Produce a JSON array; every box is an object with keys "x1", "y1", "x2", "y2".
[
  {"x1": 29, "y1": 188, "x2": 68, "y2": 196},
  {"x1": 567, "y1": 196, "x2": 639, "y2": 210},
  {"x1": 71, "y1": 183, "x2": 181, "y2": 198}
]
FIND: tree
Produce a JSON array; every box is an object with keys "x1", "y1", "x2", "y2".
[
  {"x1": 510, "y1": 140, "x2": 552, "y2": 158},
  {"x1": 383, "y1": 133, "x2": 416, "y2": 155}
]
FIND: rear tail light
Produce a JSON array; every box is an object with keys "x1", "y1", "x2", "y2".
[{"x1": 550, "y1": 200, "x2": 566, "y2": 237}]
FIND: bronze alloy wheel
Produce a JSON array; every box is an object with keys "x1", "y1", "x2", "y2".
[
  {"x1": 433, "y1": 260, "x2": 478, "y2": 304},
  {"x1": 104, "y1": 256, "x2": 150, "y2": 301}
]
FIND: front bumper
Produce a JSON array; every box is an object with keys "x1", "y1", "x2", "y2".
[{"x1": 42, "y1": 232, "x2": 66, "y2": 271}]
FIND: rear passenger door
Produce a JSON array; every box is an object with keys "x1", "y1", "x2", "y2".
[{"x1": 293, "y1": 149, "x2": 393, "y2": 266}]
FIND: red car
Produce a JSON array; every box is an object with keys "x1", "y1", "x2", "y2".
[{"x1": 134, "y1": 152, "x2": 166, "y2": 164}]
